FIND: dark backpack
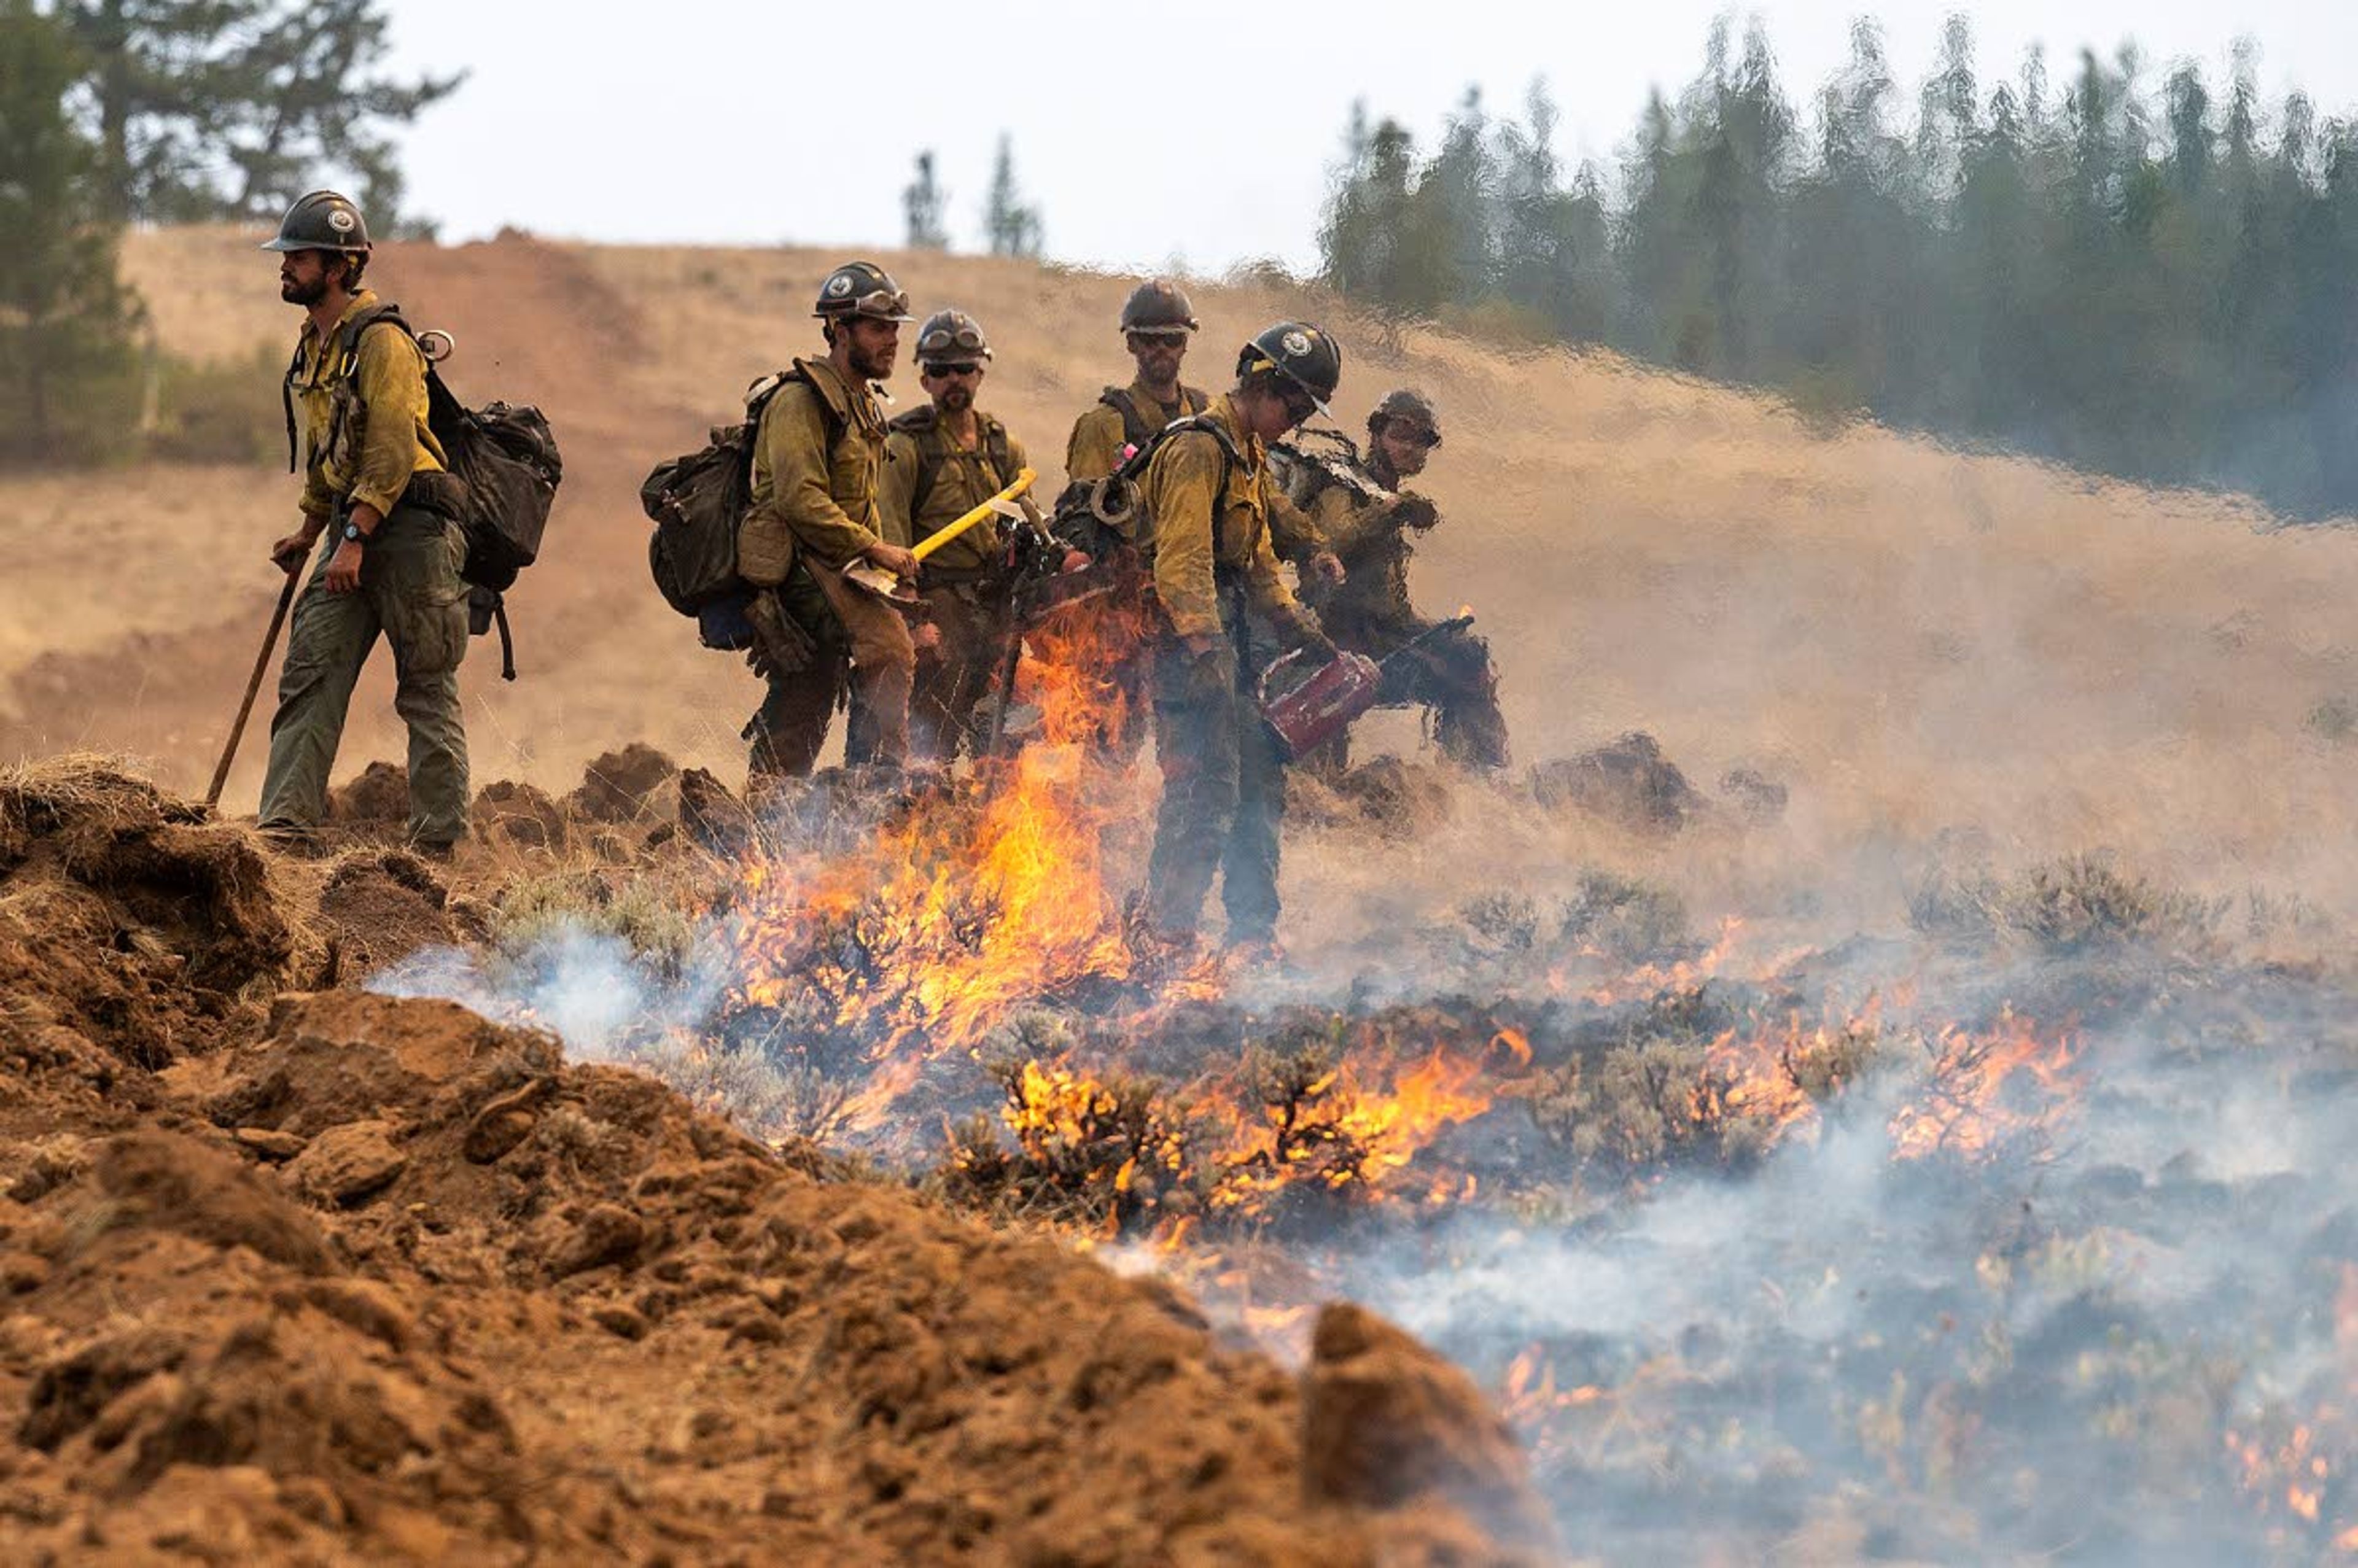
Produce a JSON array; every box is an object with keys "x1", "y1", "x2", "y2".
[
  {"x1": 282, "y1": 303, "x2": 563, "y2": 681},
  {"x1": 640, "y1": 370, "x2": 809, "y2": 648}
]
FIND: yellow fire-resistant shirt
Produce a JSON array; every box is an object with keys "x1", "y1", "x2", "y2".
[
  {"x1": 748, "y1": 357, "x2": 891, "y2": 568},
  {"x1": 288, "y1": 289, "x2": 446, "y2": 521},
  {"x1": 879, "y1": 410, "x2": 1030, "y2": 576},
  {"x1": 1064, "y1": 378, "x2": 1208, "y2": 484},
  {"x1": 1140, "y1": 394, "x2": 1304, "y2": 643}
]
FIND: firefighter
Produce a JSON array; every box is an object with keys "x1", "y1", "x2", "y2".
[
  {"x1": 738, "y1": 261, "x2": 920, "y2": 781},
  {"x1": 256, "y1": 190, "x2": 472, "y2": 856},
  {"x1": 1065, "y1": 279, "x2": 1210, "y2": 486},
  {"x1": 1055, "y1": 281, "x2": 1213, "y2": 762},
  {"x1": 1296, "y1": 389, "x2": 1508, "y2": 770},
  {"x1": 877, "y1": 309, "x2": 1030, "y2": 763},
  {"x1": 1138, "y1": 322, "x2": 1342, "y2": 956}
]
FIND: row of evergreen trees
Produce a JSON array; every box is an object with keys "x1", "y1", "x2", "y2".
[{"x1": 1318, "y1": 18, "x2": 2358, "y2": 519}]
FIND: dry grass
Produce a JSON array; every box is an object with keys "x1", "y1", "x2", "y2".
[{"x1": 1911, "y1": 853, "x2": 2227, "y2": 957}]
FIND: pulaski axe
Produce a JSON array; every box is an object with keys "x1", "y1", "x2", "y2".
[{"x1": 841, "y1": 467, "x2": 1038, "y2": 603}]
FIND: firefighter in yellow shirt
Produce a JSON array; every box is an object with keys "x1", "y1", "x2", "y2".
[
  {"x1": 257, "y1": 191, "x2": 471, "y2": 855},
  {"x1": 1066, "y1": 279, "x2": 1212, "y2": 486},
  {"x1": 737, "y1": 261, "x2": 921, "y2": 780},
  {"x1": 1138, "y1": 322, "x2": 1342, "y2": 955},
  {"x1": 877, "y1": 309, "x2": 1031, "y2": 763}
]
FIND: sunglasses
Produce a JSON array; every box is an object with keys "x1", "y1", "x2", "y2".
[
  {"x1": 924, "y1": 362, "x2": 982, "y2": 379},
  {"x1": 1278, "y1": 385, "x2": 1318, "y2": 420},
  {"x1": 918, "y1": 323, "x2": 989, "y2": 356}
]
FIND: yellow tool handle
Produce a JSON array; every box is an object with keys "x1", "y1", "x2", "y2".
[{"x1": 910, "y1": 467, "x2": 1036, "y2": 564}]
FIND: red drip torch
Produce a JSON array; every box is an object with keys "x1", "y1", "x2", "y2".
[{"x1": 1260, "y1": 615, "x2": 1476, "y2": 760}]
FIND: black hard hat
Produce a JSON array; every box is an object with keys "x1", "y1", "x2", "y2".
[
  {"x1": 1119, "y1": 279, "x2": 1199, "y2": 336},
  {"x1": 260, "y1": 190, "x2": 371, "y2": 254},
  {"x1": 1369, "y1": 388, "x2": 1441, "y2": 448},
  {"x1": 814, "y1": 260, "x2": 916, "y2": 321},
  {"x1": 1238, "y1": 321, "x2": 1342, "y2": 419},
  {"x1": 915, "y1": 308, "x2": 992, "y2": 365}
]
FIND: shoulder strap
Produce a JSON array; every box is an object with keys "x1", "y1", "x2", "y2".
[
  {"x1": 1123, "y1": 411, "x2": 1243, "y2": 490},
  {"x1": 982, "y1": 416, "x2": 1014, "y2": 490},
  {"x1": 332, "y1": 304, "x2": 413, "y2": 390},
  {"x1": 891, "y1": 408, "x2": 1010, "y2": 516},
  {"x1": 1180, "y1": 384, "x2": 1210, "y2": 417},
  {"x1": 1100, "y1": 386, "x2": 1158, "y2": 451},
  {"x1": 909, "y1": 416, "x2": 952, "y2": 514},
  {"x1": 282, "y1": 341, "x2": 305, "y2": 474},
  {"x1": 737, "y1": 368, "x2": 801, "y2": 489},
  {"x1": 281, "y1": 304, "x2": 414, "y2": 473}
]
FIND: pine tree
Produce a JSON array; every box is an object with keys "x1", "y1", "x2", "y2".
[
  {"x1": 53, "y1": 0, "x2": 461, "y2": 225},
  {"x1": 903, "y1": 150, "x2": 949, "y2": 250},
  {"x1": 983, "y1": 134, "x2": 1044, "y2": 259},
  {"x1": 0, "y1": 1, "x2": 141, "y2": 465}
]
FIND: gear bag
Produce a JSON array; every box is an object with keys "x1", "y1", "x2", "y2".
[
  {"x1": 1268, "y1": 427, "x2": 1379, "y2": 516},
  {"x1": 282, "y1": 304, "x2": 563, "y2": 681},
  {"x1": 640, "y1": 370, "x2": 801, "y2": 645},
  {"x1": 1052, "y1": 409, "x2": 1244, "y2": 559}
]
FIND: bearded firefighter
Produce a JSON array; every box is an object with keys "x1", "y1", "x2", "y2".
[
  {"x1": 1137, "y1": 322, "x2": 1342, "y2": 958},
  {"x1": 738, "y1": 261, "x2": 920, "y2": 780},
  {"x1": 876, "y1": 309, "x2": 1032, "y2": 763},
  {"x1": 256, "y1": 190, "x2": 472, "y2": 856},
  {"x1": 1059, "y1": 281, "x2": 1211, "y2": 762}
]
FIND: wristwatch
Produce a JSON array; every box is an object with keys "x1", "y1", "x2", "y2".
[{"x1": 341, "y1": 521, "x2": 367, "y2": 543}]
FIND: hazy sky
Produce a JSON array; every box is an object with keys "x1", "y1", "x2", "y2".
[{"x1": 377, "y1": 1, "x2": 2358, "y2": 274}]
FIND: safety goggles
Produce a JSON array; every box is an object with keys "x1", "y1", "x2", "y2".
[
  {"x1": 923, "y1": 361, "x2": 982, "y2": 379},
  {"x1": 826, "y1": 287, "x2": 913, "y2": 320},
  {"x1": 917, "y1": 322, "x2": 990, "y2": 357}
]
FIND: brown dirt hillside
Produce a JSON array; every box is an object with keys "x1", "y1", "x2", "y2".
[
  {"x1": 0, "y1": 758, "x2": 1551, "y2": 1565},
  {"x1": 4, "y1": 228, "x2": 2356, "y2": 915}
]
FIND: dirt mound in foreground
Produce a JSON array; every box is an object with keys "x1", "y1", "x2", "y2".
[
  {"x1": 0, "y1": 759, "x2": 1552, "y2": 1565},
  {"x1": 0, "y1": 758, "x2": 304, "y2": 1075}
]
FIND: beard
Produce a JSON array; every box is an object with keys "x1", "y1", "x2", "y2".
[
  {"x1": 280, "y1": 273, "x2": 327, "y2": 305},
  {"x1": 936, "y1": 384, "x2": 975, "y2": 415},
  {"x1": 848, "y1": 337, "x2": 896, "y2": 381}
]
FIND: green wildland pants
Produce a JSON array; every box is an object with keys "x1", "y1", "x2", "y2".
[
  {"x1": 1146, "y1": 628, "x2": 1286, "y2": 945},
  {"x1": 259, "y1": 503, "x2": 470, "y2": 845}
]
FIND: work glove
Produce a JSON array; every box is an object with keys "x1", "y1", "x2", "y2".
[
  {"x1": 1388, "y1": 494, "x2": 1439, "y2": 532},
  {"x1": 1282, "y1": 611, "x2": 1337, "y2": 664}
]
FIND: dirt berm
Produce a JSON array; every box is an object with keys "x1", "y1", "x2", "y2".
[{"x1": 0, "y1": 758, "x2": 1555, "y2": 1566}]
